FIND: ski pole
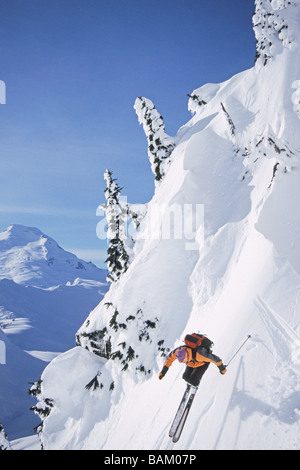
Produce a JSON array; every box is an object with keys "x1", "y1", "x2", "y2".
[{"x1": 225, "y1": 335, "x2": 251, "y2": 368}]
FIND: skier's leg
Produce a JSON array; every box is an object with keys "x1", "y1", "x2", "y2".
[
  {"x1": 182, "y1": 366, "x2": 193, "y2": 384},
  {"x1": 187, "y1": 363, "x2": 210, "y2": 386}
]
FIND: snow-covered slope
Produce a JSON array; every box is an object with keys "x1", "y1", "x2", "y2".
[
  {"x1": 35, "y1": 0, "x2": 300, "y2": 450},
  {"x1": 0, "y1": 225, "x2": 108, "y2": 441}
]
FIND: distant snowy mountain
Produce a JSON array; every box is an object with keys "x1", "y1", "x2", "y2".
[
  {"x1": 30, "y1": 0, "x2": 300, "y2": 450},
  {"x1": 0, "y1": 224, "x2": 108, "y2": 441},
  {"x1": 0, "y1": 224, "x2": 104, "y2": 288}
]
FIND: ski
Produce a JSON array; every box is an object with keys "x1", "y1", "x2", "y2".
[
  {"x1": 172, "y1": 385, "x2": 198, "y2": 443},
  {"x1": 169, "y1": 384, "x2": 191, "y2": 438}
]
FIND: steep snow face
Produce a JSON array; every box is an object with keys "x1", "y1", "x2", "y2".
[
  {"x1": 37, "y1": 0, "x2": 300, "y2": 450},
  {"x1": 0, "y1": 224, "x2": 105, "y2": 287}
]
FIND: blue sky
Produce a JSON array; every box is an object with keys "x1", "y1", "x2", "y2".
[{"x1": 0, "y1": 0, "x2": 256, "y2": 268}]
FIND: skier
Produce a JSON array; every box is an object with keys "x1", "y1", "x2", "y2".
[{"x1": 158, "y1": 335, "x2": 227, "y2": 387}]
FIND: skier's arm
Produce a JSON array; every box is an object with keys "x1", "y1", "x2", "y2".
[
  {"x1": 158, "y1": 348, "x2": 180, "y2": 380},
  {"x1": 196, "y1": 347, "x2": 227, "y2": 374}
]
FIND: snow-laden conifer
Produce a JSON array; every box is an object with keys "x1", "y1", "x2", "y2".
[
  {"x1": 102, "y1": 170, "x2": 130, "y2": 282},
  {"x1": 134, "y1": 97, "x2": 176, "y2": 182},
  {"x1": 0, "y1": 422, "x2": 12, "y2": 450},
  {"x1": 253, "y1": 0, "x2": 297, "y2": 65}
]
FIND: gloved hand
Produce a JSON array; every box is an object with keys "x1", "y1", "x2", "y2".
[
  {"x1": 159, "y1": 366, "x2": 169, "y2": 380},
  {"x1": 218, "y1": 364, "x2": 227, "y2": 375}
]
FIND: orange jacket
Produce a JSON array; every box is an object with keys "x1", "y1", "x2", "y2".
[{"x1": 163, "y1": 345, "x2": 223, "y2": 369}]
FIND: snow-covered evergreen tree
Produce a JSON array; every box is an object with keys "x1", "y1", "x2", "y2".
[
  {"x1": 253, "y1": 0, "x2": 296, "y2": 65},
  {"x1": 134, "y1": 97, "x2": 176, "y2": 182},
  {"x1": 0, "y1": 422, "x2": 12, "y2": 450},
  {"x1": 102, "y1": 170, "x2": 130, "y2": 282},
  {"x1": 29, "y1": 379, "x2": 53, "y2": 446}
]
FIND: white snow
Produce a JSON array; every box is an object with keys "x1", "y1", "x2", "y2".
[
  {"x1": 10, "y1": 434, "x2": 40, "y2": 451},
  {"x1": 5, "y1": 0, "x2": 300, "y2": 451}
]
